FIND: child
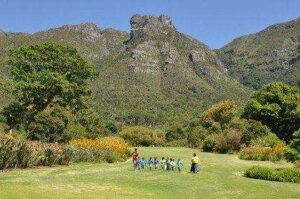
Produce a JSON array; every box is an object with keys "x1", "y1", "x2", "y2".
[
  {"x1": 141, "y1": 157, "x2": 146, "y2": 169},
  {"x1": 176, "y1": 158, "x2": 184, "y2": 172},
  {"x1": 136, "y1": 157, "x2": 142, "y2": 170},
  {"x1": 160, "y1": 157, "x2": 166, "y2": 170},
  {"x1": 170, "y1": 158, "x2": 176, "y2": 171},
  {"x1": 154, "y1": 157, "x2": 159, "y2": 169},
  {"x1": 166, "y1": 157, "x2": 171, "y2": 171},
  {"x1": 148, "y1": 157, "x2": 154, "y2": 170}
]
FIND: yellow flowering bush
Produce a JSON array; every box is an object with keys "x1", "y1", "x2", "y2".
[{"x1": 69, "y1": 137, "x2": 130, "y2": 163}]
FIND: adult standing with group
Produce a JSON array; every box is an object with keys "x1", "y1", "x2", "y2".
[
  {"x1": 190, "y1": 153, "x2": 200, "y2": 173},
  {"x1": 131, "y1": 148, "x2": 139, "y2": 169}
]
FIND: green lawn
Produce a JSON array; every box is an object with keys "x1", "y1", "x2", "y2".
[{"x1": 0, "y1": 147, "x2": 299, "y2": 199}]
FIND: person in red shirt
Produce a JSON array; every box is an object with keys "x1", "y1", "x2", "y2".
[{"x1": 131, "y1": 148, "x2": 139, "y2": 169}]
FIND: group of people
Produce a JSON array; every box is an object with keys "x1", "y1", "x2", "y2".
[
  {"x1": 131, "y1": 148, "x2": 200, "y2": 173},
  {"x1": 135, "y1": 157, "x2": 184, "y2": 172}
]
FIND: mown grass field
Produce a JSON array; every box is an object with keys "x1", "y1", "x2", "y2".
[{"x1": 0, "y1": 147, "x2": 299, "y2": 199}]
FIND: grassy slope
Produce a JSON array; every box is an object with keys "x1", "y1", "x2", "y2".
[{"x1": 0, "y1": 147, "x2": 299, "y2": 199}]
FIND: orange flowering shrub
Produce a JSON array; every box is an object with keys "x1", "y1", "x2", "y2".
[{"x1": 239, "y1": 145, "x2": 286, "y2": 161}]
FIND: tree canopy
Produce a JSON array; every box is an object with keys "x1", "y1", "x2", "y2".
[
  {"x1": 3, "y1": 43, "x2": 96, "y2": 135},
  {"x1": 242, "y1": 82, "x2": 300, "y2": 142}
]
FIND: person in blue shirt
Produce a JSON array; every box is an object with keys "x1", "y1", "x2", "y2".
[
  {"x1": 136, "y1": 157, "x2": 142, "y2": 170},
  {"x1": 140, "y1": 157, "x2": 146, "y2": 169},
  {"x1": 176, "y1": 158, "x2": 184, "y2": 172},
  {"x1": 165, "y1": 157, "x2": 171, "y2": 171},
  {"x1": 154, "y1": 157, "x2": 160, "y2": 169},
  {"x1": 148, "y1": 157, "x2": 154, "y2": 170}
]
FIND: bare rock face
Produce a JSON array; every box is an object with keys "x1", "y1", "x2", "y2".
[
  {"x1": 59, "y1": 23, "x2": 102, "y2": 42},
  {"x1": 190, "y1": 50, "x2": 207, "y2": 63},
  {"x1": 130, "y1": 41, "x2": 160, "y2": 75},
  {"x1": 130, "y1": 14, "x2": 175, "y2": 41}
]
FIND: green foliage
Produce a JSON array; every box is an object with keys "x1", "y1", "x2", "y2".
[
  {"x1": 0, "y1": 135, "x2": 73, "y2": 169},
  {"x1": 4, "y1": 43, "x2": 96, "y2": 138},
  {"x1": 244, "y1": 166, "x2": 300, "y2": 183},
  {"x1": 251, "y1": 133, "x2": 285, "y2": 148},
  {"x1": 202, "y1": 130, "x2": 243, "y2": 154},
  {"x1": 217, "y1": 18, "x2": 300, "y2": 89},
  {"x1": 28, "y1": 106, "x2": 69, "y2": 142},
  {"x1": 239, "y1": 120, "x2": 272, "y2": 146},
  {"x1": 75, "y1": 107, "x2": 109, "y2": 139},
  {"x1": 202, "y1": 134, "x2": 218, "y2": 152},
  {"x1": 187, "y1": 126, "x2": 208, "y2": 148},
  {"x1": 105, "y1": 121, "x2": 118, "y2": 134},
  {"x1": 284, "y1": 129, "x2": 300, "y2": 163},
  {"x1": 243, "y1": 82, "x2": 300, "y2": 142},
  {"x1": 119, "y1": 126, "x2": 155, "y2": 146},
  {"x1": 239, "y1": 146, "x2": 286, "y2": 161},
  {"x1": 165, "y1": 123, "x2": 187, "y2": 142},
  {"x1": 201, "y1": 100, "x2": 237, "y2": 129}
]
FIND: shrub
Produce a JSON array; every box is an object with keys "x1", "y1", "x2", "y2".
[
  {"x1": 207, "y1": 122, "x2": 223, "y2": 134},
  {"x1": 165, "y1": 123, "x2": 187, "y2": 142},
  {"x1": 202, "y1": 134, "x2": 218, "y2": 152},
  {"x1": 214, "y1": 134, "x2": 231, "y2": 153},
  {"x1": 153, "y1": 131, "x2": 166, "y2": 146},
  {"x1": 69, "y1": 137, "x2": 130, "y2": 163},
  {"x1": 27, "y1": 106, "x2": 70, "y2": 143},
  {"x1": 105, "y1": 121, "x2": 118, "y2": 134},
  {"x1": 187, "y1": 126, "x2": 208, "y2": 148},
  {"x1": 119, "y1": 126, "x2": 155, "y2": 146},
  {"x1": 251, "y1": 133, "x2": 285, "y2": 148},
  {"x1": 244, "y1": 166, "x2": 300, "y2": 183},
  {"x1": 202, "y1": 130, "x2": 243, "y2": 153},
  {"x1": 0, "y1": 134, "x2": 72, "y2": 170},
  {"x1": 239, "y1": 146, "x2": 286, "y2": 161},
  {"x1": 224, "y1": 129, "x2": 243, "y2": 152},
  {"x1": 164, "y1": 139, "x2": 187, "y2": 147},
  {"x1": 201, "y1": 100, "x2": 237, "y2": 128},
  {"x1": 284, "y1": 129, "x2": 300, "y2": 164},
  {"x1": 241, "y1": 120, "x2": 271, "y2": 146}
]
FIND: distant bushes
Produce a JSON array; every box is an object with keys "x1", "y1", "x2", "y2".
[
  {"x1": 244, "y1": 166, "x2": 300, "y2": 183},
  {"x1": 0, "y1": 134, "x2": 73, "y2": 170},
  {"x1": 119, "y1": 126, "x2": 155, "y2": 146}
]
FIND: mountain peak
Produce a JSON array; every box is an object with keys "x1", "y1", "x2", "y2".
[
  {"x1": 55, "y1": 23, "x2": 102, "y2": 42},
  {"x1": 129, "y1": 14, "x2": 175, "y2": 41},
  {"x1": 130, "y1": 14, "x2": 174, "y2": 29},
  {"x1": 59, "y1": 22, "x2": 100, "y2": 32}
]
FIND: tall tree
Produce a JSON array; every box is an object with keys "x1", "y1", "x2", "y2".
[
  {"x1": 243, "y1": 82, "x2": 300, "y2": 142},
  {"x1": 3, "y1": 43, "x2": 96, "y2": 132}
]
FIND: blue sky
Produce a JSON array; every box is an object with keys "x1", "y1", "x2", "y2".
[{"x1": 0, "y1": 0, "x2": 299, "y2": 48}]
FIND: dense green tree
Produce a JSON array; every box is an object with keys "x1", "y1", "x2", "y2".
[
  {"x1": 243, "y1": 82, "x2": 300, "y2": 142},
  {"x1": 200, "y1": 100, "x2": 237, "y2": 129},
  {"x1": 4, "y1": 43, "x2": 95, "y2": 134}
]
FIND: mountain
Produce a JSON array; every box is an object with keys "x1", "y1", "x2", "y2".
[
  {"x1": 217, "y1": 18, "x2": 300, "y2": 89},
  {"x1": 0, "y1": 14, "x2": 249, "y2": 125}
]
